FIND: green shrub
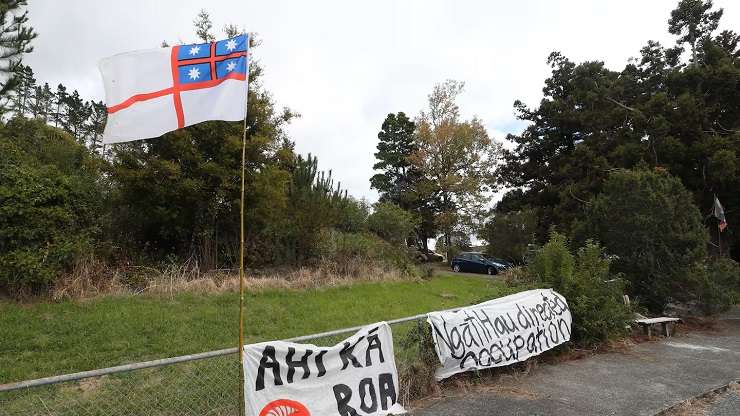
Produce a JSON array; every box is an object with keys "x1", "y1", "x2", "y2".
[
  {"x1": 574, "y1": 169, "x2": 707, "y2": 313},
  {"x1": 0, "y1": 120, "x2": 102, "y2": 294},
  {"x1": 529, "y1": 231, "x2": 632, "y2": 345},
  {"x1": 367, "y1": 202, "x2": 416, "y2": 245},
  {"x1": 315, "y1": 229, "x2": 416, "y2": 275},
  {"x1": 695, "y1": 258, "x2": 740, "y2": 315}
]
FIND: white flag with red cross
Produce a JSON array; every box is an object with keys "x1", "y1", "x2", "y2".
[{"x1": 99, "y1": 34, "x2": 249, "y2": 143}]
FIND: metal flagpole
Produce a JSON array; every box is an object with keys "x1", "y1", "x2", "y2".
[{"x1": 238, "y1": 32, "x2": 251, "y2": 416}]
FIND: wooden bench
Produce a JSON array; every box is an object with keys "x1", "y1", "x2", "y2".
[{"x1": 634, "y1": 317, "x2": 682, "y2": 338}]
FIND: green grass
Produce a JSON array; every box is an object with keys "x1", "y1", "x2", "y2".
[{"x1": 1, "y1": 274, "x2": 508, "y2": 384}]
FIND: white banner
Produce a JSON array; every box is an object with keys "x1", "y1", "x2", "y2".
[
  {"x1": 427, "y1": 289, "x2": 571, "y2": 380},
  {"x1": 243, "y1": 322, "x2": 406, "y2": 416}
]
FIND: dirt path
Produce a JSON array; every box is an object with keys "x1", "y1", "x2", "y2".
[{"x1": 413, "y1": 310, "x2": 740, "y2": 416}]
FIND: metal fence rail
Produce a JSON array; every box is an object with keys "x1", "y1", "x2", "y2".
[{"x1": 0, "y1": 307, "x2": 460, "y2": 415}]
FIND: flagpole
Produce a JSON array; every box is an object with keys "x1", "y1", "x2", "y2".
[
  {"x1": 718, "y1": 222, "x2": 722, "y2": 257},
  {"x1": 238, "y1": 32, "x2": 251, "y2": 416}
]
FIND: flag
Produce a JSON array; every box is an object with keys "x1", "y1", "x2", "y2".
[
  {"x1": 713, "y1": 195, "x2": 727, "y2": 232},
  {"x1": 99, "y1": 34, "x2": 249, "y2": 143}
]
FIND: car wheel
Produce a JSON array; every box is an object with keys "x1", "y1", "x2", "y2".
[
  {"x1": 453, "y1": 264, "x2": 461, "y2": 272},
  {"x1": 487, "y1": 267, "x2": 497, "y2": 275}
]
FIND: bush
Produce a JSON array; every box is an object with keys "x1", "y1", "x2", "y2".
[
  {"x1": 367, "y1": 202, "x2": 416, "y2": 245},
  {"x1": 575, "y1": 169, "x2": 707, "y2": 313},
  {"x1": 0, "y1": 120, "x2": 103, "y2": 295},
  {"x1": 695, "y1": 258, "x2": 740, "y2": 315},
  {"x1": 315, "y1": 229, "x2": 416, "y2": 276},
  {"x1": 530, "y1": 232, "x2": 632, "y2": 345}
]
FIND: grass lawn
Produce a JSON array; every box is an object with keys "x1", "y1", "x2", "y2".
[{"x1": 0, "y1": 274, "x2": 511, "y2": 384}]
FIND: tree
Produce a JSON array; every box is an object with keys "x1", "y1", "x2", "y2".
[
  {"x1": 574, "y1": 169, "x2": 707, "y2": 312},
  {"x1": 370, "y1": 112, "x2": 435, "y2": 249},
  {"x1": 86, "y1": 101, "x2": 107, "y2": 154},
  {"x1": 480, "y1": 208, "x2": 537, "y2": 264},
  {"x1": 367, "y1": 202, "x2": 416, "y2": 246},
  {"x1": 370, "y1": 112, "x2": 417, "y2": 208},
  {"x1": 61, "y1": 90, "x2": 91, "y2": 143},
  {"x1": 0, "y1": 0, "x2": 36, "y2": 113},
  {"x1": 668, "y1": 0, "x2": 723, "y2": 64},
  {"x1": 52, "y1": 83, "x2": 67, "y2": 128},
  {"x1": 223, "y1": 24, "x2": 243, "y2": 38},
  {"x1": 497, "y1": 2, "x2": 740, "y2": 260},
  {"x1": 410, "y1": 80, "x2": 499, "y2": 258},
  {"x1": 0, "y1": 119, "x2": 103, "y2": 294},
  {"x1": 193, "y1": 9, "x2": 215, "y2": 42}
]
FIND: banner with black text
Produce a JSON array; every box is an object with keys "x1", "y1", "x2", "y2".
[
  {"x1": 243, "y1": 322, "x2": 406, "y2": 416},
  {"x1": 427, "y1": 289, "x2": 571, "y2": 380}
]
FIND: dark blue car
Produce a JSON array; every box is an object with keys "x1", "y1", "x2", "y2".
[{"x1": 450, "y1": 252, "x2": 512, "y2": 275}]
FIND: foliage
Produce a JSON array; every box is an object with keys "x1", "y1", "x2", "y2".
[
  {"x1": 497, "y1": 0, "x2": 740, "y2": 261},
  {"x1": 370, "y1": 112, "x2": 436, "y2": 250},
  {"x1": 370, "y1": 112, "x2": 417, "y2": 208},
  {"x1": 8, "y1": 64, "x2": 106, "y2": 148},
  {"x1": 410, "y1": 80, "x2": 500, "y2": 257},
  {"x1": 695, "y1": 258, "x2": 740, "y2": 315},
  {"x1": 0, "y1": 119, "x2": 103, "y2": 294},
  {"x1": 480, "y1": 208, "x2": 537, "y2": 264},
  {"x1": 575, "y1": 169, "x2": 707, "y2": 312},
  {"x1": 668, "y1": 0, "x2": 723, "y2": 62},
  {"x1": 529, "y1": 232, "x2": 632, "y2": 345},
  {"x1": 367, "y1": 202, "x2": 417, "y2": 245},
  {"x1": 193, "y1": 9, "x2": 215, "y2": 42},
  {"x1": 0, "y1": 0, "x2": 35, "y2": 112},
  {"x1": 315, "y1": 229, "x2": 415, "y2": 275}
]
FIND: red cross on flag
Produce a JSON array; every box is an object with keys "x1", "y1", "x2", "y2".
[{"x1": 99, "y1": 35, "x2": 249, "y2": 143}]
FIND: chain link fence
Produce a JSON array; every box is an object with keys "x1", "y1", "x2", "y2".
[{"x1": 0, "y1": 310, "x2": 453, "y2": 415}]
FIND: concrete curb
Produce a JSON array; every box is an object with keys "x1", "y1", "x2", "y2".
[{"x1": 654, "y1": 379, "x2": 740, "y2": 415}]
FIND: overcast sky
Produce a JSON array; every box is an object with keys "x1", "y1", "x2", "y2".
[{"x1": 26, "y1": 0, "x2": 740, "y2": 202}]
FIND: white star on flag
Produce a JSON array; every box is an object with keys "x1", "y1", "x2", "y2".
[
  {"x1": 188, "y1": 67, "x2": 200, "y2": 80},
  {"x1": 225, "y1": 39, "x2": 237, "y2": 51},
  {"x1": 226, "y1": 61, "x2": 237, "y2": 72},
  {"x1": 189, "y1": 45, "x2": 200, "y2": 56}
]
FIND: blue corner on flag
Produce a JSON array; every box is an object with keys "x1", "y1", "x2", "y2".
[
  {"x1": 177, "y1": 42, "x2": 211, "y2": 61},
  {"x1": 215, "y1": 35, "x2": 248, "y2": 56},
  {"x1": 178, "y1": 63, "x2": 211, "y2": 84},
  {"x1": 215, "y1": 56, "x2": 247, "y2": 79}
]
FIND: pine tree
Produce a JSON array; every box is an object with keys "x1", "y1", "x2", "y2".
[
  {"x1": 193, "y1": 9, "x2": 215, "y2": 42},
  {"x1": 9, "y1": 63, "x2": 34, "y2": 116},
  {"x1": 668, "y1": 0, "x2": 723, "y2": 64},
  {"x1": 86, "y1": 100, "x2": 107, "y2": 154},
  {"x1": 61, "y1": 90, "x2": 91, "y2": 143},
  {"x1": 40, "y1": 82, "x2": 52, "y2": 122},
  {"x1": 0, "y1": 0, "x2": 36, "y2": 112},
  {"x1": 370, "y1": 112, "x2": 417, "y2": 208},
  {"x1": 53, "y1": 83, "x2": 67, "y2": 127}
]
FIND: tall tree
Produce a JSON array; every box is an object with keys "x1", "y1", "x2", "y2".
[
  {"x1": 0, "y1": 0, "x2": 36, "y2": 113},
  {"x1": 52, "y1": 83, "x2": 67, "y2": 128},
  {"x1": 86, "y1": 101, "x2": 107, "y2": 154},
  {"x1": 668, "y1": 0, "x2": 723, "y2": 64},
  {"x1": 369, "y1": 112, "x2": 436, "y2": 247},
  {"x1": 498, "y1": 1, "x2": 740, "y2": 259},
  {"x1": 370, "y1": 112, "x2": 417, "y2": 207},
  {"x1": 410, "y1": 80, "x2": 499, "y2": 258},
  {"x1": 61, "y1": 90, "x2": 90, "y2": 143}
]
